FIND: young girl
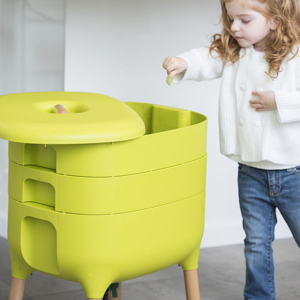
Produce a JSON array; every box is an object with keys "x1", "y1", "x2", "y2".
[{"x1": 162, "y1": 0, "x2": 300, "y2": 299}]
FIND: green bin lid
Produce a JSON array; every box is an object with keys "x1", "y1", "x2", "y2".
[{"x1": 0, "y1": 92, "x2": 145, "y2": 144}]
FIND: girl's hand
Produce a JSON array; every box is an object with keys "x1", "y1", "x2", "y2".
[
  {"x1": 250, "y1": 91, "x2": 277, "y2": 112},
  {"x1": 162, "y1": 57, "x2": 188, "y2": 77}
]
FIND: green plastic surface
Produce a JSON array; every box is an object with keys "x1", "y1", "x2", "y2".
[
  {"x1": 0, "y1": 92, "x2": 145, "y2": 144},
  {"x1": 4, "y1": 93, "x2": 208, "y2": 299}
]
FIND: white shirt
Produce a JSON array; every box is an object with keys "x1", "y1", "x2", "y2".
[{"x1": 176, "y1": 46, "x2": 300, "y2": 169}]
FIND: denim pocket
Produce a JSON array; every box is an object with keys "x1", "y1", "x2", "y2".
[{"x1": 287, "y1": 166, "x2": 300, "y2": 175}]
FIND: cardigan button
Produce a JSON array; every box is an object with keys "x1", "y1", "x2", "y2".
[
  {"x1": 255, "y1": 121, "x2": 261, "y2": 127},
  {"x1": 239, "y1": 119, "x2": 244, "y2": 125},
  {"x1": 240, "y1": 85, "x2": 246, "y2": 91}
]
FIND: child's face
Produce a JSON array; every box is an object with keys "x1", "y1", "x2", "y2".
[{"x1": 225, "y1": 0, "x2": 274, "y2": 50}]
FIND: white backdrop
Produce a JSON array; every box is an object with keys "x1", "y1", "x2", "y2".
[{"x1": 0, "y1": 0, "x2": 292, "y2": 247}]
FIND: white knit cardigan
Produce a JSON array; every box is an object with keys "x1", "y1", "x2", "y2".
[{"x1": 175, "y1": 46, "x2": 300, "y2": 169}]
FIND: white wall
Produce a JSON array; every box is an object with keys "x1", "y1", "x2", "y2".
[
  {"x1": 64, "y1": 0, "x2": 292, "y2": 248},
  {"x1": 0, "y1": 0, "x2": 292, "y2": 247}
]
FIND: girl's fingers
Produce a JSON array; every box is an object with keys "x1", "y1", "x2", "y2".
[
  {"x1": 162, "y1": 57, "x2": 180, "y2": 72},
  {"x1": 250, "y1": 104, "x2": 261, "y2": 108},
  {"x1": 169, "y1": 70, "x2": 180, "y2": 77},
  {"x1": 162, "y1": 57, "x2": 175, "y2": 69},
  {"x1": 165, "y1": 66, "x2": 179, "y2": 77},
  {"x1": 163, "y1": 56, "x2": 187, "y2": 78},
  {"x1": 162, "y1": 56, "x2": 172, "y2": 67},
  {"x1": 252, "y1": 91, "x2": 261, "y2": 96},
  {"x1": 250, "y1": 100, "x2": 263, "y2": 109}
]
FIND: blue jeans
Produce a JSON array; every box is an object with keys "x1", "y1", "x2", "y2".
[{"x1": 238, "y1": 164, "x2": 300, "y2": 300}]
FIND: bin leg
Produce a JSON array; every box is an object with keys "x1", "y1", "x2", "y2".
[
  {"x1": 8, "y1": 277, "x2": 26, "y2": 300},
  {"x1": 108, "y1": 282, "x2": 122, "y2": 300},
  {"x1": 184, "y1": 269, "x2": 201, "y2": 300}
]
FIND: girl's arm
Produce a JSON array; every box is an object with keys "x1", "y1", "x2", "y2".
[
  {"x1": 249, "y1": 56, "x2": 300, "y2": 123},
  {"x1": 162, "y1": 47, "x2": 224, "y2": 83},
  {"x1": 273, "y1": 56, "x2": 300, "y2": 123},
  {"x1": 249, "y1": 89, "x2": 300, "y2": 123},
  {"x1": 274, "y1": 90, "x2": 300, "y2": 123}
]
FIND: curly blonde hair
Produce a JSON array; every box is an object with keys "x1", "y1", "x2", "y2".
[{"x1": 209, "y1": 0, "x2": 300, "y2": 79}]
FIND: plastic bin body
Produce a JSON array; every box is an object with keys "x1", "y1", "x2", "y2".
[{"x1": 0, "y1": 93, "x2": 207, "y2": 299}]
